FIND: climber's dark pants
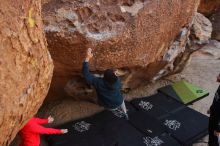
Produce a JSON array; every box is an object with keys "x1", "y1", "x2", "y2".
[{"x1": 209, "y1": 116, "x2": 219, "y2": 146}]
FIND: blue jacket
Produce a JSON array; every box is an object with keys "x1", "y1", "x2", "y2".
[{"x1": 82, "y1": 62, "x2": 123, "y2": 109}]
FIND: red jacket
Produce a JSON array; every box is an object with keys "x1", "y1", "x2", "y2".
[{"x1": 20, "y1": 117, "x2": 62, "y2": 146}]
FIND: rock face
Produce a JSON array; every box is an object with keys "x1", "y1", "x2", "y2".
[
  {"x1": 198, "y1": 0, "x2": 220, "y2": 16},
  {"x1": 191, "y1": 13, "x2": 212, "y2": 44},
  {"x1": 0, "y1": 1, "x2": 53, "y2": 145},
  {"x1": 42, "y1": 0, "x2": 200, "y2": 101},
  {"x1": 210, "y1": 9, "x2": 220, "y2": 41},
  {"x1": 153, "y1": 12, "x2": 212, "y2": 80}
]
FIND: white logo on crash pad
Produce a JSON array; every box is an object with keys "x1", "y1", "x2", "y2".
[
  {"x1": 73, "y1": 121, "x2": 91, "y2": 132},
  {"x1": 111, "y1": 108, "x2": 125, "y2": 118},
  {"x1": 139, "y1": 101, "x2": 153, "y2": 111},
  {"x1": 164, "y1": 119, "x2": 181, "y2": 130},
  {"x1": 143, "y1": 136, "x2": 164, "y2": 146}
]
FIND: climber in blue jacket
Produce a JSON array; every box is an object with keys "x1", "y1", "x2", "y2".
[{"x1": 82, "y1": 48, "x2": 129, "y2": 120}]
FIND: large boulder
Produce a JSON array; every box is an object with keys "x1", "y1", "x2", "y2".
[
  {"x1": 0, "y1": 1, "x2": 53, "y2": 145},
  {"x1": 42, "y1": 0, "x2": 200, "y2": 101},
  {"x1": 198, "y1": 0, "x2": 220, "y2": 17}
]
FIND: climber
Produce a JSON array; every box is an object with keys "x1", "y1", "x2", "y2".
[
  {"x1": 208, "y1": 73, "x2": 220, "y2": 146},
  {"x1": 82, "y1": 48, "x2": 129, "y2": 120},
  {"x1": 19, "y1": 116, "x2": 68, "y2": 146}
]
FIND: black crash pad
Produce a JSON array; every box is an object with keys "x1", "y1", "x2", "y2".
[
  {"x1": 47, "y1": 117, "x2": 107, "y2": 146},
  {"x1": 129, "y1": 111, "x2": 166, "y2": 137},
  {"x1": 124, "y1": 101, "x2": 136, "y2": 114},
  {"x1": 108, "y1": 101, "x2": 136, "y2": 119},
  {"x1": 161, "y1": 107, "x2": 208, "y2": 145},
  {"x1": 114, "y1": 122, "x2": 149, "y2": 146},
  {"x1": 91, "y1": 112, "x2": 147, "y2": 146},
  {"x1": 47, "y1": 110, "x2": 147, "y2": 146},
  {"x1": 131, "y1": 93, "x2": 184, "y2": 119},
  {"x1": 142, "y1": 133, "x2": 181, "y2": 146}
]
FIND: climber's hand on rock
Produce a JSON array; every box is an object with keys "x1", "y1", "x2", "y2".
[
  {"x1": 85, "y1": 48, "x2": 93, "y2": 62},
  {"x1": 48, "y1": 116, "x2": 54, "y2": 123},
  {"x1": 61, "y1": 129, "x2": 68, "y2": 134}
]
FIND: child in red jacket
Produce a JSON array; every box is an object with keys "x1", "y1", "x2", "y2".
[{"x1": 20, "y1": 116, "x2": 68, "y2": 146}]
